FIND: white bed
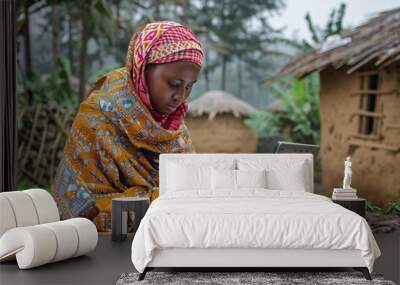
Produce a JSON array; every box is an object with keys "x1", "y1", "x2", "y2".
[{"x1": 131, "y1": 154, "x2": 380, "y2": 280}]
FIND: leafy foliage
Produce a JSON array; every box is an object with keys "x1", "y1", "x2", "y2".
[
  {"x1": 366, "y1": 201, "x2": 384, "y2": 213},
  {"x1": 303, "y1": 3, "x2": 346, "y2": 48},
  {"x1": 385, "y1": 201, "x2": 400, "y2": 215},
  {"x1": 21, "y1": 58, "x2": 77, "y2": 108},
  {"x1": 245, "y1": 74, "x2": 320, "y2": 144},
  {"x1": 367, "y1": 200, "x2": 400, "y2": 216},
  {"x1": 17, "y1": 178, "x2": 39, "y2": 191}
]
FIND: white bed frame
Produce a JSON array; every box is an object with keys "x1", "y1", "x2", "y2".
[
  {"x1": 140, "y1": 154, "x2": 370, "y2": 280},
  {"x1": 148, "y1": 248, "x2": 365, "y2": 268}
]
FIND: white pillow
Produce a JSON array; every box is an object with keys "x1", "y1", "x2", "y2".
[
  {"x1": 166, "y1": 159, "x2": 236, "y2": 193},
  {"x1": 211, "y1": 168, "x2": 236, "y2": 190},
  {"x1": 236, "y1": 169, "x2": 267, "y2": 189},
  {"x1": 266, "y1": 166, "x2": 306, "y2": 191},
  {"x1": 211, "y1": 169, "x2": 268, "y2": 191},
  {"x1": 167, "y1": 162, "x2": 211, "y2": 191},
  {"x1": 237, "y1": 159, "x2": 308, "y2": 191}
]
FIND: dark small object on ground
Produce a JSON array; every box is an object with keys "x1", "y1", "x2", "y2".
[{"x1": 367, "y1": 212, "x2": 400, "y2": 233}]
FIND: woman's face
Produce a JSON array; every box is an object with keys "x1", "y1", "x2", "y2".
[{"x1": 145, "y1": 61, "x2": 201, "y2": 115}]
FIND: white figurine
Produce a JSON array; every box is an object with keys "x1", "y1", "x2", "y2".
[{"x1": 343, "y1": 156, "x2": 352, "y2": 190}]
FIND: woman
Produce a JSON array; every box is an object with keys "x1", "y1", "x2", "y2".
[{"x1": 50, "y1": 21, "x2": 203, "y2": 232}]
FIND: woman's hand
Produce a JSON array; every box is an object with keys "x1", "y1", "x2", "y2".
[{"x1": 150, "y1": 187, "x2": 159, "y2": 202}]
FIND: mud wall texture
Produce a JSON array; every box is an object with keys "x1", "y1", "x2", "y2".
[
  {"x1": 185, "y1": 114, "x2": 258, "y2": 153},
  {"x1": 319, "y1": 65, "x2": 400, "y2": 206}
]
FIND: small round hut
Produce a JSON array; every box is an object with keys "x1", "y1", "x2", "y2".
[{"x1": 186, "y1": 90, "x2": 257, "y2": 153}]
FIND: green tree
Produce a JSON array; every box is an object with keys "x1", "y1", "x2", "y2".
[
  {"x1": 149, "y1": 0, "x2": 284, "y2": 92},
  {"x1": 303, "y1": 3, "x2": 346, "y2": 48},
  {"x1": 198, "y1": 0, "x2": 284, "y2": 90}
]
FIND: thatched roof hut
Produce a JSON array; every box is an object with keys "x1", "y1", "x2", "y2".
[
  {"x1": 186, "y1": 90, "x2": 258, "y2": 153},
  {"x1": 189, "y1": 90, "x2": 257, "y2": 119},
  {"x1": 270, "y1": 8, "x2": 400, "y2": 81},
  {"x1": 270, "y1": 8, "x2": 400, "y2": 206}
]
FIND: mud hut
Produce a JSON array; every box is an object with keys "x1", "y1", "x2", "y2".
[
  {"x1": 186, "y1": 90, "x2": 257, "y2": 153},
  {"x1": 271, "y1": 8, "x2": 400, "y2": 206}
]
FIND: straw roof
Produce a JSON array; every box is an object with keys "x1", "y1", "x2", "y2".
[
  {"x1": 270, "y1": 7, "x2": 400, "y2": 81},
  {"x1": 188, "y1": 90, "x2": 257, "y2": 120}
]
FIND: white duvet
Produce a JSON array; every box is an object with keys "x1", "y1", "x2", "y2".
[{"x1": 131, "y1": 190, "x2": 380, "y2": 273}]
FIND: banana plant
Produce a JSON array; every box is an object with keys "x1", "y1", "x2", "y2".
[
  {"x1": 245, "y1": 74, "x2": 320, "y2": 145},
  {"x1": 367, "y1": 200, "x2": 400, "y2": 216}
]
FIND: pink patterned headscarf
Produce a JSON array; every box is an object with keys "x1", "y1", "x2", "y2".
[{"x1": 126, "y1": 21, "x2": 204, "y2": 131}]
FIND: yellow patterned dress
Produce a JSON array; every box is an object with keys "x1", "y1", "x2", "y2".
[{"x1": 50, "y1": 68, "x2": 194, "y2": 232}]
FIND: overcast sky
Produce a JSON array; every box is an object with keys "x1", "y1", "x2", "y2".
[{"x1": 271, "y1": 0, "x2": 400, "y2": 42}]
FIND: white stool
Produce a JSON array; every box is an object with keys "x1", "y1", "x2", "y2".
[{"x1": 0, "y1": 189, "x2": 98, "y2": 269}]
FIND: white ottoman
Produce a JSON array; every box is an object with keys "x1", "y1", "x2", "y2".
[{"x1": 0, "y1": 189, "x2": 98, "y2": 269}]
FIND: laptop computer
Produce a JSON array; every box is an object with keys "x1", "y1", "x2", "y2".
[{"x1": 274, "y1": 141, "x2": 320, "y2": 157}]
